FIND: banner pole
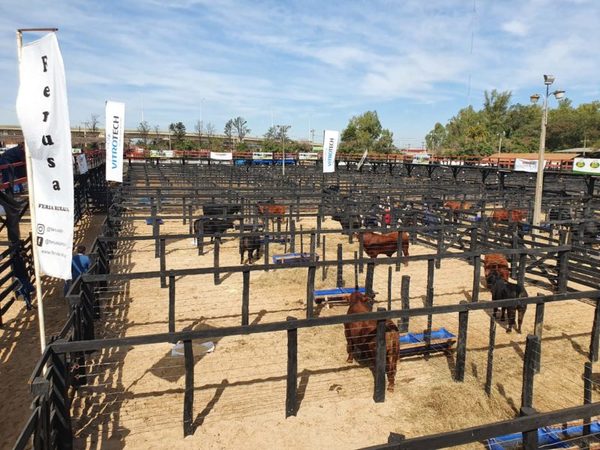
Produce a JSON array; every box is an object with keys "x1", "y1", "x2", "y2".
[{"x1": 16, "y1": 29, "x2": 49, "y2": 353}]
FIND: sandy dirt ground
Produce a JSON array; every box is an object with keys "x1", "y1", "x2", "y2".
[
  {"x1": 65, "y1": 213, "x2": 600, "y2": 450},
  {"x1": 0, "y1": 214, "x2": 106, "y2": 449}
]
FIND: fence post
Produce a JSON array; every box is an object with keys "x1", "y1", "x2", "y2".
[
  {"x1": 359, "y1": 234, "x2": 364, "y2": 273},
  {"x1": 196, "y1": 219, "x2": 204, "y2": 255},
  {"x1": 182, "y1": 197, "x2": 187, "y2": 225},
  {"x1": 290, "y1": 220, "x2": 296, "y2": 253},
  {"x1": 469, "y1": 227, "x2": 478, "y2": 264},
  {"x1": 188, "y1": 205, "x2": 193, "y2": 234},
  {"x1": 336, "y1": 244, "x2": 344, "y2": 288},
  {"x1": 286, "y1": 317, "x2": 298, "y2": 417},
  {"x1": 160, "y1": 239, "x2": 167, "y2": 288},
  {"x1": 374, "y1": 308, "x2": 387, "y2": 403},
  {"x1": 49, "y1": 344, "x2": 73, "y2": 450},
  {"x1": 264, "y1": 233, "x2": 270, "y2": 268},
  {"x1": 306, "y1": 264, "x2": 316, "y2": 319},
  {"x1": 589, "y1": 299, "x2": 600, "y2": 362},
  {"x1": 484, "y1": 313, "x2": 496, "y2": 395},
  {"x1": 395, "y1": 232, "x2": 402, "y2": 272},
  {"x1": 533, "y1": 301, "x2": 545, "y2": 374},
  {"x1": 366, "y1": 262, "x2": 375, "y2": 297},
  {"x1": 556, "y1": 249, "x2": 569, "y2": 293},
  {"x1": 31, "y1": 377, "x2": 50, "y2": 450},
  {"x1": 455, "y1": 301, "x2": 469, "y2": 382},
  {"x1": 436, "y1": 222, "x2": 444, "y2": 269},
  {"x1": 321, "y1": 236, "x2": 327, "y2": 281},
  {"x1": 169, "y1": 272, "x2": 176, "y2": 333},
  {"x1": 387, "y1": 267, "x2": 392, "y2": 310},
  {"x1": 521, "y1": 334, "x2": 539, "y2": 409},
  {"x1": 316, "y1": 205, "x2": 322, "y2": 247},
  {"x1": 584, "y1": 361, "x2": 593, "y2": 440},
  {"x1": 518, "y1": 252, "x2": 527, "y2": 286},
  {"x1": 152, "y1": 206, "x2": 160, "y2": 258},
  {"x1": 183, "y1": 340, "x2": 194, "y2": 437},
  {"x1": 214, "y1": 234, "x2": 221, "y2": 285},
  {"x1": 508, "y1": 227, "x2": 517, "y2": 278},
  {"x1": 472, "y1": 255, "x2": 481, "y2": 303},
  {"x1": 309, "y1": 232, "x2": 316, "y2": 261},
  {"x1": 426, "y1": 258, "x2": 435, "y2": 337},
  {"x1": 520, "y1": 406, "x2": 539, "y2": 450},
  {"x1": 241, "y1": 269, "x2": 250, "y2": 326},
  {"x1": 399, "y1": 276, "x2": 410, "y2": 333}
]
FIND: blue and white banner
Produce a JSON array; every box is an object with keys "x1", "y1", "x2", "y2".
[
  {"x1": 105, "y1": 100, "x2": 125, "y2": 182},
  {"x1": 210, "y1": 151, "x2": 233, "y2": 161},
  {"x1": 322, "y1": 129, "x2": 339, "y2": 173},
  {"x1": 16, "y1": 32, "x2": 74, "y2": 279}
]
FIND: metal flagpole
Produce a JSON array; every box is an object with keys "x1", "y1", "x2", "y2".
[{"x1": 16, "y1": 28, "x2": 58, "y2": 353}]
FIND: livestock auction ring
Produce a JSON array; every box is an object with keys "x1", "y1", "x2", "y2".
[{"x1": 24, "y1": 161, "x2": 600, "y2": 449}]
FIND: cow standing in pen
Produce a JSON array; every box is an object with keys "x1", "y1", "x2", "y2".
[
  {"x1": 239, "y1": 233, "x2": 262, "y2": 264},
  {"x1": 357, "y1": 231, "x2": 410, "y2": 266},
  {"x1": 344, "y1": 291, "x2": 399, "y2": 392},
  {"x1": 486, "y1": 270, "x2": 528, "y2": 333}
]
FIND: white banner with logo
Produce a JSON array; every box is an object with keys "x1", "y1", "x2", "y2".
[
  {"x1": 298, "y1": 152, "x2": 318, "y2": 160},
  {"x1": 105, "y1": 101, "x2": 125, "y2": 182},
  {"x1": 210, "y1": 151, "x2": 233, "y2": 161},
  {"x1": 253, "y1": 152, "x2": 273, "y2": 160},
  {"x1": 76, "y1": 154, "x2": 88, "y2": 174},
  {"x1": 412, "y1": 153, "x2": 431, "y2": 164},
  {"x1": 322, "y1": 130, "x2": 339, "y2": 173},
  {"x1": 514, "y1": 158, "x2": 545, "y2": 172},
  {"x1": 16, "y1": 32, "x2": 74, "y2": 279},
  {"x1": 573, "y1": 158, "x2": 600, "y2": 174}
]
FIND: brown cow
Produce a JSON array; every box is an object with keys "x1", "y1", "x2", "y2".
[
  {"x1": 358, "y1": 231, "x2": 409, "y2": 266},
  {"x1": 256, "y1": 202, "x2": 287, "y2": 229},
  {"x1": 491, "y1": 209, "x2": 527, "y2": 223},
  {"x1": 444, "y1": 201, "x2": 473, "y2": 222},
  {"x1": 344, "y1": 292, "x2": 399, "y2": 392}
]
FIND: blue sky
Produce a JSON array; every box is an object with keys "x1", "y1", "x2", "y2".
[{"x1": 1, "y1": 0, "x2": 599, "y2": 147}]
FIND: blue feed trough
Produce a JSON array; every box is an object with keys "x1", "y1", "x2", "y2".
[
  {"x1": 313, "y1": 287, "x2": 366, "y2": 304},
  {"x1": 399, "y1": 327, "x2": 456, "y2": 357},
  {"x1": 145, "y1": 218, "x2": 164, "y2": 225},
  {"x1": 487, "y1": 421, "x2": 600, "y2": 449}
]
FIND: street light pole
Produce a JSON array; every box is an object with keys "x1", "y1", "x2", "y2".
[{"x1": 530, "y1": 75, "x2": 565, "y2": 227}]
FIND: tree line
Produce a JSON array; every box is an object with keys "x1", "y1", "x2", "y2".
[{"x1": 425, "y1": 90, "x2": 600, "y2": 157}]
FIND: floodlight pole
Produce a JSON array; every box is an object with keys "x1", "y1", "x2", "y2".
[{"x1": 532, "y1": 83, "x2": 549, "y2": 228}]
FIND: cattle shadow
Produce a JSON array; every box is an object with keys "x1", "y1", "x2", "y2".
[
  {"x1": 562, "y1": 332, "x2": 588, "y2": 358},
  {"x1": 495, "y1": 382, "x2": 520, "y2": 415}
]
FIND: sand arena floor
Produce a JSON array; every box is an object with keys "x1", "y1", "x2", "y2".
[{"x1": 62, "y1": 213, "x2": 600, "y2": 450}]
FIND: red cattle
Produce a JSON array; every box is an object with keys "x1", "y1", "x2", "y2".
[
  {"x1": 344, "y1": 292, "x2": 399, "y2": 392},
  {"x1": 443, "y1": 200, "x2": 473, "y2": 211},
  {"x1": 257, "y1": 202, "x2": 287, "y2": 228},
  {"x1": 483, "y1": 253, "x2": 510, "y2": 283},
  {"x1": 491, "y1": 209, "x2": 527, "y2": 223},
  {"x1": 358, "y1": 231, "x2": 410, "y2": 266}
]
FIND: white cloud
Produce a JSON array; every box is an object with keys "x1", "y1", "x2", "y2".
[{"x1": 501, "y1": 20, "x2": 529, "y2": 36}]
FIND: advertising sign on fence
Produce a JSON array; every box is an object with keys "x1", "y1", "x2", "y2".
[
  {"x1": 412, "y1": 153, "x2": 431, "y2": 164},
  {"x1": 298, "y1": 152, "x2": 318, "y2": 160},
  {"x1": 16, "y1": 32, "x2": 74, "y2": 279},
  {"x1": 210, "y1": 151, "x2": 233, "y2": 161},
  {"x1": 253, "y1": 152, "x2": 273, "y2": 160},
  {"x1": 105, "y1": 101, "x2": 125, "y2": 182},
  {"x1": 163, "y1": 150, "x2": 174, "y2": 158},
  {"x1": 514, "y1": 158, "x2": 545, "y2": 173},
  {"x1": 322, "y1": 130, "x2": 339, "y2": 173},
  {"x1": 572, "y1": 158, "x2": 600, "y2": 174}
]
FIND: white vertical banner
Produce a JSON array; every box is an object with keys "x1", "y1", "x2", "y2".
[
  {"x1": 105, "y1": 100, "x2": 125, "y2": 182},
  {"x1": 322, "y1": 129, "x2": 339, "y2": 173},
  {"x1": 16, "y1": 32, "x2": 74, "y2": 280}
]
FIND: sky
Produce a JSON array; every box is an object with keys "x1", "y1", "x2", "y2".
[{"x1": 1, "y1": 0, "x2": 599, "y2": 148}]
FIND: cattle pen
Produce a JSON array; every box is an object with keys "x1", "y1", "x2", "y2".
[{"x1": 11, "y1": 160, "x2": 600, "y2": 449}]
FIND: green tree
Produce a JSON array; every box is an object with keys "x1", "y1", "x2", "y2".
[
  {"x1": 168, "y1": 122, "x2": 187, "y2": 147},
  {"x1": 425, "y1": 122, "x2": 446, "y2": 154},
  {"x1": 194, "y1": 120, "x2": 203, "y2": 149},
  {"x1": 224, "y1": 120, "x2": 234, "y2": 148},
  {"x1": 339, "y1": 110, "x2": 393, "y2": 154}
]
